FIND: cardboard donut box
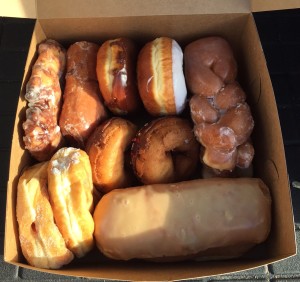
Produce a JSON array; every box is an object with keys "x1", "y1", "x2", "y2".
[{"x1": 2, "y1": 0, "x2": 299, "y2": 280}]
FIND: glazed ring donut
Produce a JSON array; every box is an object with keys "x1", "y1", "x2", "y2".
[
  {"x1": 96, "y1": 38, "x2": 141, "y2": 115},
  {"x1": 86, "y1": 117, "x2": 137, "y2": 193},
  {"x1": 131, "y1": 117, "x2": 199, "y2": 184}
]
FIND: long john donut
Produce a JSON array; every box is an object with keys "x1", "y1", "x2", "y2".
[
  {"x1": 23, "y1": 39, "x2": 66, "y2": 161},
  {"x1": 93, "y1": 178, "x2": 271, "y2": 261}
]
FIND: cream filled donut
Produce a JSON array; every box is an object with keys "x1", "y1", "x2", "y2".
[{"x1": 137, "y1": 37, "x2": 187, "y2": 116}]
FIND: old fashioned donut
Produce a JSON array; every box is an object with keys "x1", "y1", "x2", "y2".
[
  {"x1": 16, "y1": 162, "x2": 74, "y2": 269},
  {"x1": 48, "y1": 147, "x2": 95, "y2": 258},
  {"x1": 131, "y1": 117, "x2": 199, "y2": 184},
  {"x1": 96, "y1": 38, "x2": 141, "y2": 115},
  {"x1": 137, "y1": 37, "x2": 187, "y2": 116},
  {"x1": 59, "y1": 41, "x2": 108, "y2": 148},
  {"x1": 86, "y1": 117, "x2": 137, "y2": 193},
  {"x1": 184, "y1": 37, "x2": 255, "y2": 172}
]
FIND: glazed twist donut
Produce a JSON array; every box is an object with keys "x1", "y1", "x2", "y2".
[
  {"x1": 131, "y1": 117, "x2": 199, "y2": 184},
  {"x1": 184, "y1": 37, "x2": 254, "y2": 173},
  {"x1": 23, "y1": 39, "x2": 66, "y2": 161}
]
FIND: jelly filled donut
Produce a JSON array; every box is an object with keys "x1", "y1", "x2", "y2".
[
  {"x1": 86, "y1": 117, "x2": 137, "y2": 193},
  {"x1": 137, "y1": 37, "x2": 187, "y2": 116},
  {"x1": 131, "y1": 117, "x2": 199, "y2": 184}
]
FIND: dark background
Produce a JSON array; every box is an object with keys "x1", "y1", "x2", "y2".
[{"x1": 0, "y1": 8, "x2": 300, "y2": 281}]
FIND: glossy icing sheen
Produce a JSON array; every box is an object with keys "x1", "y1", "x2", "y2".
[{"x1": 94, "y1": 178, "x2": 271, "y2": 261}]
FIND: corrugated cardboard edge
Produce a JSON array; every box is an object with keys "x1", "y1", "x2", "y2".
[{"x1": 0, "y1": 0, "x2": 36, "y2": 18}]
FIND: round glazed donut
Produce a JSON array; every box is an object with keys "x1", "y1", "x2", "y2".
[
  {"x1": 137, "y1": 37, "x2": 187, "y2": 116},
  {"x1": 131, "y1": 117, "x2": 199, "y2": 184},
  {"x1": 96, "y1": 38, "x2": 141, "y2": 115},
  {"x1": 86, "y1": 117, "x2": 137, "y2": 193}
]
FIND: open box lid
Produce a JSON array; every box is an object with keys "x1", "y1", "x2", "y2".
[{"x1": 0, "y1": 0, "x2": 300, "y2": 19}]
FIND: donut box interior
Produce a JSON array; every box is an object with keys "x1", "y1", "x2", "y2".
[{"x1": 3, "y1": 0, "x2": 299, "y2": 281}]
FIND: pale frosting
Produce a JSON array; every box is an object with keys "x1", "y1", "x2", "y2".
[{"x1": 172, "y1": 40, "x2": 187, "y2": 114}]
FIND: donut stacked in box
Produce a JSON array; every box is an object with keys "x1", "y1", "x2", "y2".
[{"x1": 16, "y1": 36, "x2": 271, "y2": 268}]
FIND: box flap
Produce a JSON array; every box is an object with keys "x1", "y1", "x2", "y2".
[
  {"x1": 252, "y1": 0, "x2": 300, "y2": 12},
  {"x1": 36, "y1": 0, "x2": 251, "y2": 19},
  {"x1": 0, "y1": 0, "x2": 36, "y2": 18}
]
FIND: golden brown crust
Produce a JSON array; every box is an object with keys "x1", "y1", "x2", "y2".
[
  {"x1": 86, "y1": 117, "x2": 137, "y2": 193},
  {"x1": 185, "y1": 37, "x2": 254, "y2": 172},
  {"x1": 23, "y1": 39, "x2": 66, "y2": 161},
  {"x1": 131, "y1": 117, "x2": 199, "y2": 184},
  {"x1": 59, "y1": 41, "x2": 108, "y2": 148},
  {"x1": 184, "y1": 36, "x2": 237, "y2": 97},
  {"x1": 16, "y1": 162, "x2": 74, "y2": 269},
  {"x1": 97, "y1": 38, "x2": 141, "y2": 115},
  {"x1": 137, "y1": 37, "x2": 176, "y2": 116},
  {"x1": 48, "y1": 147, "x2": 95, "y2": 258},
  {"x1": 93, "y1": 178, "x2": 271, "y2": 261}
]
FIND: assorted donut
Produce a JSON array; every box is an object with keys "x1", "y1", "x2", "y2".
[{"x1": 18, "y1": 35, "x2": 259, "y2": 268}]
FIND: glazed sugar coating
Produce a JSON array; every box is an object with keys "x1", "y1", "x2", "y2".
[
  {"x1": 59, "y1": 41, "x2": 108, "y2": 148},
  {"x1": 184, "y1": 37, "x2": 255, "y2": 173},
  {"x1": 85, "y1": 117, "x2": 138, "y2": 193},
  {"x1": 96, "y1": 38, "x2": 141, "y2": 115},
  {"x1": 131, "y1": 117, "x2": 199, "y2": 184},
  {"x1": 184, "y1": 36, "x2": 237, "y2": 97},
  {"x1": 23, "y1": 39, "x2": 66, "y2": 161}
]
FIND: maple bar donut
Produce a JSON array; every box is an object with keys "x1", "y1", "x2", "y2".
[
  {"x1": 96, "y1": 38, "x2": 141, "y2": 115},
  {"x1": 23, "y1": 39, "x2": 66, "y2": 161},
  {"x1": 184, "y1": 37, "x2": 255, "y2": 173},
  {"x1": 93, "y1": 178, "x2": 271, "y2": 261},
  {"x1": 137, "y1": 37, "x2": 187, "y2": 116},
  {"x1": 16, "y1": 162, "x2": 74, "y2": 269},
  {"x1": 59, "y1": 41, "x2": 108, "y2": 148},
  {"x1": 48, "y1": 147, "x2": 94, "y2": 258},
  {"x1": 86, "y1": 117, "x2": 137, "y2": 193},
  {"x1": 131, "y1": 117, "x2": 199, "y2": 184}
]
